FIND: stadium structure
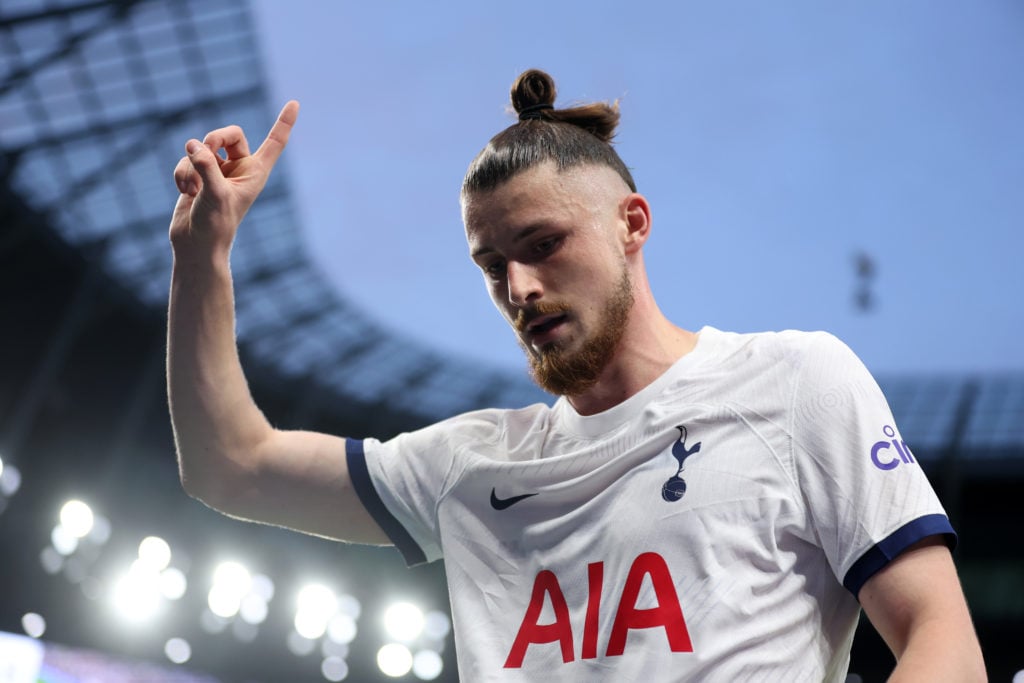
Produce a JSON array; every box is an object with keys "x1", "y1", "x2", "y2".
[{"x1": 0, "y1": 1, "x2": 1021, "y2": 681}]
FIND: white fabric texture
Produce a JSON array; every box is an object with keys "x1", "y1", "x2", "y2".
[{"x1": 357, "y1": 327, "x2": 951, "y2": 682}]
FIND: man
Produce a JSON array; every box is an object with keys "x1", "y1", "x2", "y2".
[{"x1": 168, "y1": 70, "x2": 985, "y2": 681}]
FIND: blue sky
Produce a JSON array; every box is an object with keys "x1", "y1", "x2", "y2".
[{"x1": 249, "y1": 1, "x2": 1023, "y2": 377}]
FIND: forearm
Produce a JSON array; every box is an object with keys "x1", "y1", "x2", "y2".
[{"x1": 167, "y1": 250, "x2": 272, "y2": 502}]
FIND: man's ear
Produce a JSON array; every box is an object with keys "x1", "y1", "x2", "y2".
[{"x1": 621, "y1": 193, "x2": 652, "y2": 254}]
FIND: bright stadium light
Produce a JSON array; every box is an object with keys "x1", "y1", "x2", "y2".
[
  {"x1": 111, "y1": 561, "x2": 163, "y2": 622},
  {"x1": 383, "y1": 602, "x2": 425, "y2": 643},
  {"x1": 165, "y1": 637, "x2": 192, "y2": 664},
  {"x1": 50, "y1": 524, "x2": 78, "y2": 556},
  {"x1": 59, "y1": 500, "x2": 94, "y2": 538},
  {"x1": 0, "y1": 461, "x2": 21, "y2": 496},
  {"x1": 326, "y1": 613, "x2": 357, "y2": 644},
  {"x1": 88, "y1": 514, "x2": 112, "y2": 545},
  {"x1": 251, "y1": 573, "x2": 275, "y2": 602},
  {"x1": 412, "y1": 649, "x2": 443, "y2": 680},
  {"x1": 286, "y1": 630, "x2": 317, "y2": 656},
  {"x1": 159, "y1": 567, "x2": 188, "y2": 601},
  {"x1": 239, "y1": 594, "x2": 268, "y2": 625},
  {"x1": 138, "y1": 536, "x2": 171, "y2": 571},
  {"x1": 422, "y1": 610, "x2": 451, "y2": 641},
  {"x1": 295, "y1": 583, "x2": 338, "y2": 639},
  {"x1": 39, "y1": 546, "x2": 63, "y2": 574},
  {"x1": 213, "y1": 561, "x2": 252, "y2": 593},
  {"x1": 207, "y1": 560, "x2": 252, "y2": 618},
  {"x1": 377, "y1": 643, "x2": 413, "y2": 677},
  {"x1": 337, "y1": 593, "x2": 361, "y2": 619},
  {"x1": 21, "y1": 613, "x2": 46, "y2": 639},
  {"x1": 322, "y1": 655, "x2": 349, "y2": 681},
  {"x1": 208, "y1": 583, "x2": 242, "y2": 618}
]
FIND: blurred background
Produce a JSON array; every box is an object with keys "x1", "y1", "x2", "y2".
[{"x1": 0, "y1": 0, "x2": 1021, "y2": 681}]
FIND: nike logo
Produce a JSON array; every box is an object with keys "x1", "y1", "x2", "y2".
[{"x1": 490, "y1": 487, "x2": 538, "y2": 510}]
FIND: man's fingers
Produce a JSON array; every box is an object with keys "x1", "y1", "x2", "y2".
[
  {"x1": 202, "y1": 124, "x2": 251, "y2": 161},
  {"x1": 254, "y1": 100, "x2": 300, "y2": 168},
  {"x1": 185, "y1": 139, "x2": 227, "y2": 193},
  {"x1": 173, "y1": 155, "x2": 201, "y2": 196}
]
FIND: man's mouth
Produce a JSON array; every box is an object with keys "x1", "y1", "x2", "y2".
[{"x1": 524, "y1": 313, "x2": 569, "y2": 338}]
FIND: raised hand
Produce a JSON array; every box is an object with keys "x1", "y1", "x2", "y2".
[{"x1": 169, "y1": 100, "x2": 299, "y2": 257}]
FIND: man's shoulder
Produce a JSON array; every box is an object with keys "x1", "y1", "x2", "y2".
[{"x1": 700, "y1": 326, "x2": 847, "y2": 368}]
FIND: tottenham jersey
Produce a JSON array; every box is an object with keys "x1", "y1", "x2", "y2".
[{"x1": 347, "y1": 327, "x2": 954, "y2": 682}]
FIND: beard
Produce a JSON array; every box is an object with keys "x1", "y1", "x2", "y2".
[{"x1": 517, "y1": 269, "x2": 633, "y2": 397}]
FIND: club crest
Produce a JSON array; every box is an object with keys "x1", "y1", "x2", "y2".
[{"x1": 661, "y1": 425, "x2": 701, "y2": 502}]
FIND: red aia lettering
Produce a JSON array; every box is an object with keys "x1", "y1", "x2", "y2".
[
  {"x1": 606, "y1": 552, "x2": 693, "y2": 656},
  {"x1": 504, "y1": 552, "x2": 692, "y2": 668},
  {"x1": 504, "y1": 570, "x2": 573, "y2": 668}
]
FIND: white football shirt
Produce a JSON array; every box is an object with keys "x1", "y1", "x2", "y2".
[{"x1": 347, "y1": 327, "x2": 954, "y2": 681}]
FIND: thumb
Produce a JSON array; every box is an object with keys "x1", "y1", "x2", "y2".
[{"x1": 185, "y1": 139, "x2": 226, "y2": 194}]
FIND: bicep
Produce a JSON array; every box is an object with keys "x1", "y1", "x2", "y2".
[
  {"x1": 858, "y1": 536, "x2": 977, "y2": 661},
  {"x1": 209, "y1": 429, "x2": 391, "y2": 546}
]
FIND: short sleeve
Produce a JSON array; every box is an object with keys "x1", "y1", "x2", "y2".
[
  {"x1": 789, "y1": 333, "x2": 955, "y2": 597},
  {"x1": 346, "y1": 410, "x2": 504, "y2": 566}
]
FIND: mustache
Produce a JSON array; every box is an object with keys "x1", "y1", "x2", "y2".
[{"x1": 514, "y1": 301, "x2": 570, "y2": 334}]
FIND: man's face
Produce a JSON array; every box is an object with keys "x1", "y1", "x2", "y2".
[{"x1": 463, "y1": 162, "x2": 635, "y2": 395}]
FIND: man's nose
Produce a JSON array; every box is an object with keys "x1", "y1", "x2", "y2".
[{"x1": 506, "y1": 261, "x2": 543, "y2": 308}]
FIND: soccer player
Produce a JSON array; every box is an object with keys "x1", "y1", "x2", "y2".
[{"x1": 167, "y1": 70, "x2": 985, "y2": 680}]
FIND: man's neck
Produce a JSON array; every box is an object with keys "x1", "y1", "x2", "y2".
[{"x1": 567, "y1": 323, "x2": 698, "y2": 416}]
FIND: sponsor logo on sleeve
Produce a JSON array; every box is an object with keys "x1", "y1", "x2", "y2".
[{"x1": 870, "y1": 425, "x2": 916, "y2": 471}]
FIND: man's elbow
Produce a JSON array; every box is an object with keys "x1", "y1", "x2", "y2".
[{"x1": 176, "y1": 448, "x2": 238, "y2": 511}]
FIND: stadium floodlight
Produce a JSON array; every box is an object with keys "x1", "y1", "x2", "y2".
[
  {"x1": 0, "y1": 461, "x2": 20, "y2": 496},
  {"x1": 59, "y1": 500, "x2": 94, "y2": 538},
  {"x1": 377, "y1": 643, "x2": 413, "y2": 677},
  {"x1": 383, "y1": 602, "x2": 425, "y2": 643},
  {"x1": 326, "y1": 613, "x2": 357, "y2": 644},
  {"x1": 111, "y1": 560, "x2": 163, "y2": 623},
  {"x1": 213, "y1": 561, "x2": 252, "y2": 593},
  {"x1": 88, "y1": 513, "x2": 111, "y2": 545},
  {"x1": 337, "y1": 593, "x2": 362, "y2": 619},
  {"x1": 321, "y1": 655, "x2": 349, "y2": 682},
  {"x1": 138, "y1": 536, "x2": 171, "y2": 571},
  {"x1": 286, "y1": 629, "x2": 317, "y2": 656},
  {"x1": 294, "y1": 583, "x2": 338, "y2": 639},
  {"x1": 159, "y1": 566, "x2": 188, "y2": 601},
  {"x1": 412, "y1": 649, "x2": 443, "y2": 680},
  {"x1": 50, "y1": 524, "x2": 78, "y2": 556},
  {"x1": 21, "y1": 613, "x2": 46, "y2": 639},
  {"x1": 207, "y1": 560, "x2": 252, "y2": 618},
  {"x1": 422, "y1": 610, "x2": 451, "y2": 641},
  {"x1": 165, "y1": 637, "x2": 192, "y2": 664},
  {"x1": 239, "y1": 593, "x2": 268, "y2": 625},
  {"x1": 208, "y1": 583, "x2": 242, "y2": 619}
]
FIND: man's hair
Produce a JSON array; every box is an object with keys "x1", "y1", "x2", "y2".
[{"x1": 461, "y1": 69, "x2": 637, "y2": 196}]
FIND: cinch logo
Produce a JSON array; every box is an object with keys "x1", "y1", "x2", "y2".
[{"x1": 870, "y1": 425, "x2": 916, "y2": 471}]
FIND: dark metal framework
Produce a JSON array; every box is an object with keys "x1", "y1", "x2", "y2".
[
  {"x1": 0, "y1": 0, "x2": 546, "y2": 447},
  {"x1": 1, "y1": 0, "x2": 1022, "y2": 680}
]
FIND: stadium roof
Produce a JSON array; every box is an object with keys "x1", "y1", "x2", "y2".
[
  {"x1": 0, "y1": 0, "x2": 548, "y2": 432},
  {"x1": 1, "y1": 1, "x2": 1022, "y2": 681}
]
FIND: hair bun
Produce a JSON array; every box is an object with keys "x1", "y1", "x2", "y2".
[
  {"x1": 507, "y1": 68, "x2": 621, "y2": 143},
  {"x1": 511, "y1": 69, "x2": 557, "y2": 114}
]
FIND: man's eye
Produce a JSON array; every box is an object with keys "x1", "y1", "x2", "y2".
[
  {"x1": 483, "y1": 261, "x2": 506, "y2": 278},
  {"x1": 534, "y1": 236, "x2": 560, "y2": 255}
]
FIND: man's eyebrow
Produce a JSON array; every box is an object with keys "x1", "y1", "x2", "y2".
[{"x1": 470, "y1": 225, "x2": 545, "y2": 260}]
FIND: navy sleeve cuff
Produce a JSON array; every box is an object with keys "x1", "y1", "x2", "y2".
[
  {"x1": 843, "y1": 513, "x2": 957, "y2": 598},
  {"x1": 346, "y1": 439, "x2": 428, "y2": 566}
]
